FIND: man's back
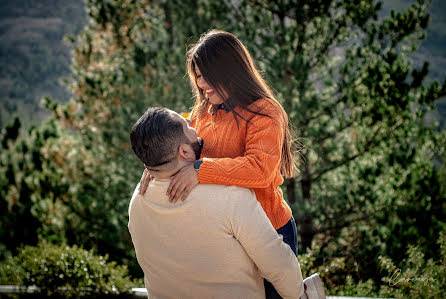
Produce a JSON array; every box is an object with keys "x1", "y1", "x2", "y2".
[{"x1": 128, "y1": 179, "x2": 303, "y2": 299}]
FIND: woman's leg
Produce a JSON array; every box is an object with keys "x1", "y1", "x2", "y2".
[{"x1": 264, "y1": 216, "x2": 298, "y2": 299}]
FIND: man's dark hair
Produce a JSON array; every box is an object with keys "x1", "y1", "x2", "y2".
[{"x1": 130, "y1": 107, "x2": 188, "y2": 168}]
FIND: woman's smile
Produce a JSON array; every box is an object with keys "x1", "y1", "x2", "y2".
[
  {"x1": 205, "y1": 88, "x2": 215, "y2": 98},
  {"x1": 195, "y1": 67, "x2": 224, "y2": 104}
]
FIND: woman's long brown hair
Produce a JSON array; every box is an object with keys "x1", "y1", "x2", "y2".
[{"x1": 186, "y1": 29, "x2": 298, "y2": 178}]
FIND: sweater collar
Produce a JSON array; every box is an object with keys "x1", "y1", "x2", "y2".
[{"x1": 211, "y1": 103, "x2": 231, "y2": 115}]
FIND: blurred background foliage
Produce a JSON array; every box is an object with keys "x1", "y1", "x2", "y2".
[
  {"x1": 0, "y1": 0, "x2": 86, "y2": 128},
  {"x1": 0, "y1": 242, "x2": 138, "y2": 297},
  {"x1": 1, "y1": 0, "x2": 445, "y2": 297}
]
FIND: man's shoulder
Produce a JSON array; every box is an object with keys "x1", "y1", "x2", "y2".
[
  {"x1": 192, "y1": 184, "x2": 256, "y2": 202},
  {"x1": 191, "y1": 184, "x2": 260, "y2": 220}
]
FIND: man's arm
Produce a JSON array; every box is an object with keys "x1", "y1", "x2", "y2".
[{"x1": 227, "y1": 187, "x2": 304, "y2": 299}]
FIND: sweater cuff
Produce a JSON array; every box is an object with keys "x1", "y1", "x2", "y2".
[{"x1": 197, "y1": 158, "x2": 216, "y2": 184}]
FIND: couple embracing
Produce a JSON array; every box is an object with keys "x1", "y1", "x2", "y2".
[{"x1": 128, "y1": 30, "x2": 325, "y2": 299}]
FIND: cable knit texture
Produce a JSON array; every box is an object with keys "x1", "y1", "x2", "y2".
[{"x1": 191, "y1": 98, "x2": 292, "y2": 230}]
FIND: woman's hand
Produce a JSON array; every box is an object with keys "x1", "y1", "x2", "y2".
[
  {"x1": 138, "y1": 168, "x2": 153, "y2": 195},
  {"x1": 167, "y1": 164, "x2": 199, "y2": 202}
]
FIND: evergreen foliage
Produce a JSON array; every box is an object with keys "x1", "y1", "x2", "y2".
[
  {"x1": 0, "y1": 242, "x2": 138, "y2": 297},
  {"x1": 378, "y1": 228, "x2": 446, "y2": 298}
]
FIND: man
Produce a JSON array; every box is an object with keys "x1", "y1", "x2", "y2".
[{"x1": 128, "y1": 107, "x2": 304, "y2": 298}]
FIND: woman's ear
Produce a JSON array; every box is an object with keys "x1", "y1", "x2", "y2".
[{"x1": 178, "y1": 144, "x2": 195, "y2": 161}]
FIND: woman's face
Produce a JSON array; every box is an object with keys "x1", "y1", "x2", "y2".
[{"x1": 194, "y1": 66, "x2": 225, "y2": 105}]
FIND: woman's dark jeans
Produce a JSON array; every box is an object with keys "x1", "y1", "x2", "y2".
[{"x1": 264, "y1": 216, "x2": 298, "y2": 299}]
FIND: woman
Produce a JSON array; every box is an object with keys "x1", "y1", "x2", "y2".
[{"x1": 140, "y1": 30, "x2": 299, "y2": 298}]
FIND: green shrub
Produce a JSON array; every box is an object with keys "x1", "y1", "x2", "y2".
[
  {"x1": 0, "y1": 242, "x2": 139, "y2": 297},
  {"x1": 378, "y1": 229, "x2": 446, "y2": 299},
  {"x1": 332, "y1": 275, "x2": 377, "y2": 297},
  {"x1": 321, "y1": 228, "x2": 446, "y2": 298},
  {"x1": 297, "y1": 228, "x2": 446, "y2": 298}
]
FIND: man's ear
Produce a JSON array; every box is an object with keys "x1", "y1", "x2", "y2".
[{"x1": 178, "y1": 144, "x2": 195, "y2": 161}]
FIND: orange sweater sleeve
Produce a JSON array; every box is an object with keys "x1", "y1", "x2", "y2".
[{"x1": 197, "y1": 109, "x2": 284, "y2": 188}]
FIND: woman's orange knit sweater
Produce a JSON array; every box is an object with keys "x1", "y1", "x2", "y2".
[{"x1": 191, "y1": 98, "x2": 292, "y2": 230}]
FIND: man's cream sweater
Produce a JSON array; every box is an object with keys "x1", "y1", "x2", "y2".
[{"x1": 128, "y1": 179, "x2": 304, "y2": 299}]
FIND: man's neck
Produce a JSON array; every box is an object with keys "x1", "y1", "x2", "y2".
[
  {"x1": 151, "y1": 168, "x2": 178, "y2": 179},
  {"x1": 151, "y1": 173, "x2": 173, "y2": 179},
  {"x1": 150, "y1": 161, "x2": 194, "y2": 179}
]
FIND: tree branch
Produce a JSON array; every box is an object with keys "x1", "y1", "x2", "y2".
[
  {"x1": 309, "y1": 21, "x2": 342, "y2": 69},
  {"x1": 311, "y1": 125, "x2": 382, "y2": 182},
  {"x1": 299, "y1": 93, "x2": 345, "y2": 128},
  {"x1": 314, "y1": 119, "x2": 356, "y2": 145},
  {"x1": 314, "y1": 203, "x2": 390, "y2": 235},
  {"x1": 245, "y1": 0, "x2": 282, "y2": 16}
]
